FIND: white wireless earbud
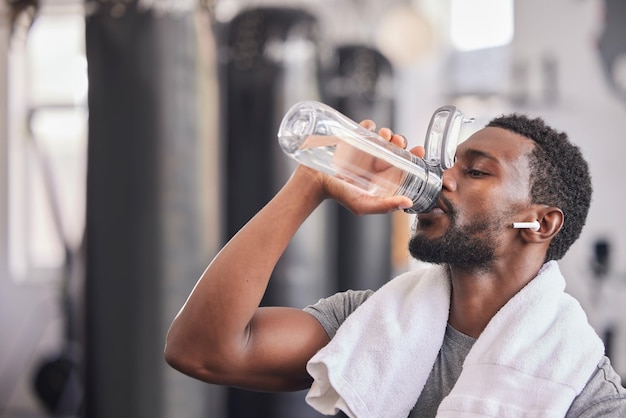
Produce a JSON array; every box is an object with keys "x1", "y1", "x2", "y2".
[{"x1": 513, "y1": 221, "x2": 540, "y2": 231}]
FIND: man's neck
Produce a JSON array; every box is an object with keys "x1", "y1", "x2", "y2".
[{"x1": 446, "y1": 261, "x2": 544, "y2": 338}]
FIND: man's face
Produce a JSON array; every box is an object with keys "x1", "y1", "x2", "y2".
[{"x1": 409, "y1": 127, "x2": 536, "y2": 268}]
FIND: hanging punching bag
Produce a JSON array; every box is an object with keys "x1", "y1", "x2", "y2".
[
  {"x1": 321, "y1": 44, "x2": 396, "y2": 292},
  {"x1": 216, "y1": 6, "x2": 328, "y2": 418}
]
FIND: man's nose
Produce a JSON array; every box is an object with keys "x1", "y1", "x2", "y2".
[{"x1": 441, "y1": 167, "x2": 457, "y2": 192}]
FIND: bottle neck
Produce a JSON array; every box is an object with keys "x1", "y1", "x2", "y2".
[{"x1": 401, "y1": 160, "x2": 443, "y2": 214}]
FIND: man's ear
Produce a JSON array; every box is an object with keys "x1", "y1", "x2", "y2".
[{"x1": 523, "y1": 206, "x2": 564, "y2": 243}]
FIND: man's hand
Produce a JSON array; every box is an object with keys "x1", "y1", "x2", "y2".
[{"x1": 305, "y1": 119, "x2": 425, "y2": 215}]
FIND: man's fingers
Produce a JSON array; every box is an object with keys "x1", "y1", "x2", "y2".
[
  {"x1": 360, "y1": 119, "x2": 376, "y2": 131},
  {"x1": 409, "y1": 145, "x2": 426, "y2": 158},
  {"x1": 361, "y1": 121, "x2": 409, "y2": 150},
  {"x1": 378, "y1": 127, "x2": 393, "y2": 140},
  {"x1": 390, "y1": 134, "x2": 408, "y2": 149}
]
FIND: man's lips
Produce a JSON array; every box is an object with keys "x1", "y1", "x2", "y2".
[
  {"x1": 419, "y1": 198, "x2": 449, "y2": 218},
  {"x1": 429, "y1": 207, "x2": 446, "y2": 215},
  {"x1": 430, "y1": 198, "x2": 449, "y2": 214}
]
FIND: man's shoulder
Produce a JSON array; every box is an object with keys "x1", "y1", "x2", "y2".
[
  {"x1": 567, "y1": 356, "x2": 626, "y2": 417},
  {"x1": 303, "y1": 289, "x2": 374, "y2": 338},
  {"x1": 302, "y1": 265, "x2": 438, "y2": 338}
]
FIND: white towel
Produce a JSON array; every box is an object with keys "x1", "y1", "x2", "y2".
[
  {"x1": 306, "y1": 261, "x2": 604, "y2": 418},
  {"x1": 306, "y1": 265, "x2": 450, "y2": 417}
]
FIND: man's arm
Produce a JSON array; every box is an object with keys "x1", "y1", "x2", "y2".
[
  {"x1": 164, "y1": 125, "x2": 415, "y2": 392},
  {"x1": 567, "y1": 357, "x2": 626, "y2": 418}
]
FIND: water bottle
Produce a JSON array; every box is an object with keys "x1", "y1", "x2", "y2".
[{"x1": 277, "y1": 100, "x2": 472, "y2": 213}]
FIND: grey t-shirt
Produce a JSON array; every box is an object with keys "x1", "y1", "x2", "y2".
[{"x1": 304, "y1": 289, "x2": 626, "y2": 417}]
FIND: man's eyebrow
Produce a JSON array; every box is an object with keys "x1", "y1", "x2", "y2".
[{"x1": 459, "y1": 148, "x2": 500, "y2": 163}]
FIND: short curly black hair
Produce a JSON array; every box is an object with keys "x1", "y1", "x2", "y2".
[{"x1": 486, "y1": 114, "x2": 592, "y2": 261}]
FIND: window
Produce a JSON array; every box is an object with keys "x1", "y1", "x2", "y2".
[
  {"x1": 450, "y1": 0, "x2": 514, "y2": 51},
  {"x1": 8, "y1": 4, "x2": 87, "y2": 282}
]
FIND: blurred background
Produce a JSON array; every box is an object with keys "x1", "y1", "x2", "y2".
[{"x1": 0, "y1": 0, "x2": 625, "y2": 417}]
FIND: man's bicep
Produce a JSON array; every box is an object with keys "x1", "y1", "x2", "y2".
[{"x1": 230, "y1": 306, "x2": 330, "y2": 392}]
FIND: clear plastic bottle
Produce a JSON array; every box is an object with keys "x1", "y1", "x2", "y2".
[{"x1": 277, "y1": 100, "x2": 471, "y2": 213}]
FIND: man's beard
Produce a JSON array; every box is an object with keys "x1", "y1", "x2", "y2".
[{"x1": 408, "y1": 201, "x2": 503, "y2": 268}]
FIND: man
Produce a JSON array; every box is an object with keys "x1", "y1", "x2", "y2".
[{"x1": 165, "y1": 112, "x2": 626, "y2": 417}]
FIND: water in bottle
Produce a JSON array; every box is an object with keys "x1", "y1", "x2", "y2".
[{"x1": 278, "y1": 100, "x2": 472, "y2": 213}]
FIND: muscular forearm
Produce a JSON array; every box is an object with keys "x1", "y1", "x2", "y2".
[{"x1": 164, "y1": 167, "x2": 325, "y2": 379}]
